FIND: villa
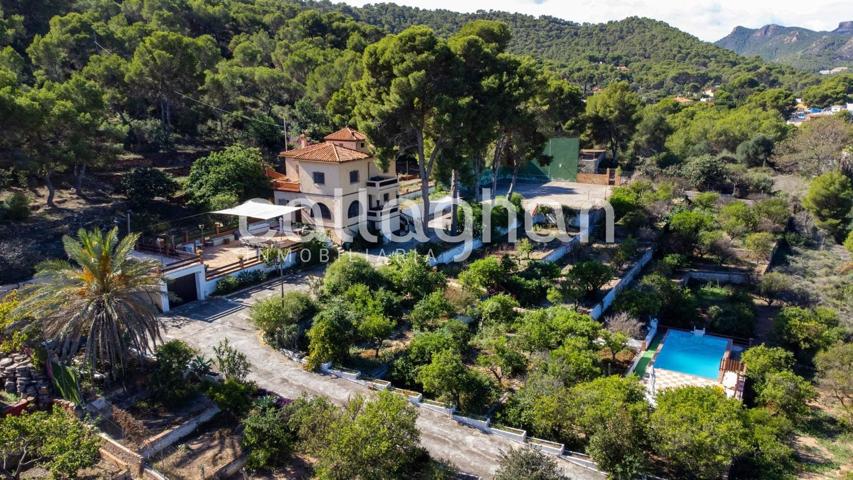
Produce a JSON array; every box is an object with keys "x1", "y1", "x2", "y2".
[
  {"x1": 131, "y1": 127, "x2": 403, "y2": 312},
  {"x1": 269, "y1": 127, "x2": 402, "y2": 243}
]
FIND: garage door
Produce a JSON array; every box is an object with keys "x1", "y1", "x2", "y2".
[{"x1": 167, "y1": 273, "x2": 198, "y2": 307}]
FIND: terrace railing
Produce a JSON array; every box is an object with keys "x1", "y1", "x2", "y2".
[
  {"x1": 720, "y1": 357, "x2": 744, "y2": 373},
  {"x1": 135, "y1": 242, "x2": 201, "y2": 273},
  {"x1": 204, "y1": 256, "x2": 263, "y2": 280}
]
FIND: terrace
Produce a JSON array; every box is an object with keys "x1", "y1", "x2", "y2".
[
  {"x1": 131, "y1": 200, "x2": 307, "y2": 311},
  {"x1": 134, "y1": 222, "x2": 302, "y2": 280}
]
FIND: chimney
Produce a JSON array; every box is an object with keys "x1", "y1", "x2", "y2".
[{"x1": 297, "y1": 134, "x2": 309, "y2": 149}]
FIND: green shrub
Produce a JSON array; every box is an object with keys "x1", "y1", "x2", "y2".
[
  {"x1": 214, "y1": 270, "x2": 270, "y2": 295},
  {"x1": 242, "y1": 397, "x2": 293, "y2": 470},
  {"x1": 151, "y1": 340, "x2": 198, "y2": 407},
  {"x1": 381, "y1": 251, "x2": 446, "y2": 301},
  {"x1": 298, "y1": 238, "x2": 336, "y2": 266},
  {"x1": 214, "y1": 276, "x2": 240, "y2": 295},
  {"x1": 1, "y1": 192, "x2": 30, "y2": 221},
  {"x1": 250, "y1": 292, "x2": 315, "y2": 350},
  {"x1": 322, "y1": 255, "x2": 383, "y2": 296},
  {"x1": 121, "y1": 167, "x2": 178, "y2": 207},
  {"x1": 207, "y1": 378, "x2": 256, "y2": 418},
  {"x1": 50, "y1": 362, "x2": 82, "y2": 405},
  {"x1": 662, "y1": 253, "x2": 688, "y2": 271},
  {"x1": 477, "y1": 294, "x2": 519, "y2": 326},
  {"x1": 213, "y1": 339, "x2": 251, "y2": 381},
  {"x1": 744, "y1": 232, "x2": 776, "y2": 261},
  {"x1": 409, "y1": 291, "x2": 455, "y2": 330},
  {"x1": 0, "y1": 406, "x2": 100, "y2": 478}
]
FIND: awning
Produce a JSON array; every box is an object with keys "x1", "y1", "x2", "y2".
[{"x1": 212, "y1": 200, "x2": 301, "y2": 220}]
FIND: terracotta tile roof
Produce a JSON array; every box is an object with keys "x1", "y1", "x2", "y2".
[
  {"x1": 279, "y1": 142, "x2": 371, "y2": 163},
  {"x1": 323, "y1": 127, "x2": 367, "y2": 142}
]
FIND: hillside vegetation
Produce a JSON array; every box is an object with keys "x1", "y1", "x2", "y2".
[{"x1": 340, "y1": 3, "x2": 816, "y2": 97}]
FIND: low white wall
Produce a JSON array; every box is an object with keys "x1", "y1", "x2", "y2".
[
  {"x1": 491, "y1": 426, "x2": 527, "y2": 443},
  {"x1": 542, "y1": 236, "x2": 580, "y2": 263},
  {"x1": 420, "y1": 399, "x2": 455, "y2": 415},
  {"x1": 140, "y1": 404, "x2": 220, "y2": 459},
  {"x1": 452, "y1": 414, "x2": 490, "y2": 432},
  {"x1": 329, "y1": 367, "x2": 361, "y2": 381},
  {"x1": 428, "y1": 239, "x2": 484, "y2": 266},
  {"x1": 644, "y1": 317, "x2": 659, "y2": 347},
  {"x1": 367, "y1": 379, "x2": 391, "y2": 391},
  {"x1": 589, "y1": 248, "x2": 654, "y2": 320},
  {"x1": 681, "y1": 269, "x2": 750, "y2": 285},
  {"x1": 203, "y1": 251, "x2": 299, "y2": 298},
  {"x1": 527, "y1": 437, "x2": 565, "y2": 456}
]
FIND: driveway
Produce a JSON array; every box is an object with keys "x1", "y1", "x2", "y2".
[
  {"x1": 507, "y1": 181, "x2": 613, "y2": 211},
  {"x1": 161, "y1": 272, "x2": 604, "y2": 479}
]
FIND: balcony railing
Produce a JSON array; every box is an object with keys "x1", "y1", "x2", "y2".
[
  {"x1": 366, "y1": 176, "x2": 398, "y2": 188},
  {"x1": 367, "y1": 205, "x2": 399, "y2": 219},
  {"x1": 271, "y1": 178, "x2": 300, "y2": 192}
]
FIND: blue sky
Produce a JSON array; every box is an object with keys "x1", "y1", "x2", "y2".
[{"x1": 338, "y1": 0, "x2": 853, "y2": 41}]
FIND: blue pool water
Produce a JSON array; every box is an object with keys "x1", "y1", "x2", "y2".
[{"x1": 653, "y1": 330, "x2": 730, "y2": 380}]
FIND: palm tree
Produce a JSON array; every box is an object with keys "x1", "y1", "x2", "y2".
[{"x1": 16, "y1": 227, "x2": 162, "y2": 376}]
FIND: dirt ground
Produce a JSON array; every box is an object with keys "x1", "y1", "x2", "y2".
[
  {"x1": 154, "y1": 423, "x2": 244, "y2": 480},
  {"x1": 0, "y1": 180, "x2": 124, "y2": 285},
  {"x1": 0, "y1": 147, "x2": 210, "y2": 286},
  {"x1": 793, "y1": 406, "x2": 853, "y2": 479}
]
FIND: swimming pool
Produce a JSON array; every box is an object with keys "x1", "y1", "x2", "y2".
[{"x1": 653, "y1": 329, "x2": 730, "y2": 380}]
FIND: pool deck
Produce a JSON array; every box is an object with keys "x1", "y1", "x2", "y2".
[{"x1": 631, "y1": 331, "x2": 663, "y2": 378}]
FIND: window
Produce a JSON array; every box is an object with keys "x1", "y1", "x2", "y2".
[
  {"x1": 311, "y1": 203, "x2": 332, "y2": 220},
  {"x1": 349, "y1": 170, "x2": 359, "y2": 184},
  {"x1": 347, "y1": 201, "x2": 362, "y2": 219},
  {"x1": 312, "y1": 172, "x2": 325, "y2": 185},
  {"x1": 383, "y1": 193, "x2": 389, "y2": 202}
]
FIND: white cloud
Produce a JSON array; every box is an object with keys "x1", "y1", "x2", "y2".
[{"x1": 337, "y1": 0, "x2": 853, "y2": 41}]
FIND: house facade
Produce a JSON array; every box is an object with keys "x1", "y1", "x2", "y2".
[{"x1": 271, "y1": 127, "x2": 401, "y2": 242}]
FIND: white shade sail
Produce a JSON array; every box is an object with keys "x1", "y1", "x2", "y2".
[{"x1": 213, "y1": 200, "x2": 301, "y2": 220}]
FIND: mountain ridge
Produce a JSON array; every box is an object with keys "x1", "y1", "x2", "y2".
[{"x1": 716, "y1": 21, "x2": 853, "y2": 72}]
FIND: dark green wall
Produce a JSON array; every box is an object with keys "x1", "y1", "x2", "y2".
[{"x1": 516, "y1": 137, "x2": 579, "y2": 181}]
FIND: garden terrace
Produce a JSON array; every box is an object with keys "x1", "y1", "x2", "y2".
[
  {"x1": 97, "y1": 394, "x2": 219, "y2": 454},
  {"x1": 152, "y1": 416, "x2": 247, "y2": 480}
]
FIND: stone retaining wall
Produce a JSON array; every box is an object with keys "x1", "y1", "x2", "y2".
[{"x1": 0, "y1": 353, "x2": 51, "y2": 406}]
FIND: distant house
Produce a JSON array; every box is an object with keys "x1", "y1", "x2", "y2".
[
  {"x1": 820, "y1": 66, "x2": 849, "y2": 75},
  {"x1": 270, "y1": 127, "x2": 401, "y2": 242}
]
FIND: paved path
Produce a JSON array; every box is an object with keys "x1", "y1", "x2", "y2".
[{"x1": 162, "y1": 269, "x2": 604, "y2": 479}]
